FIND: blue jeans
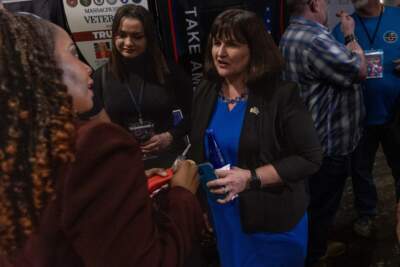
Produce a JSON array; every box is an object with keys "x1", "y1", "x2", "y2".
[
  {"x1": 351, "y1": 124, "x2": 400, "y2": 217},
  {"x1": 306, "y1": 155, "x2": 351, "y2": 266}
]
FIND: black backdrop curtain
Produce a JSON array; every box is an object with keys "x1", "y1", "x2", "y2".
[
  {"x1": 4, "y1": 0, "x2": 67, "y2": 28},
  {"x1": 149, "y1": 0, "x2": 288, "y2": 89}
]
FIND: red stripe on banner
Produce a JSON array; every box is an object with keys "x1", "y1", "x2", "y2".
[
  {"x1": 167, "y1": 0, "x2": 179, "y2": 63},
  {"x1": 73, "y1": 32, "x2": 94, "y2": 42},
  {"x1": 72, "y1": 30, "x2": 112, "y2": 42}
]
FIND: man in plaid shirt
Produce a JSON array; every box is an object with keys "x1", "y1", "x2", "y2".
[{"x1": 280, "y1": 0, "x2": 367, "y2": 266}]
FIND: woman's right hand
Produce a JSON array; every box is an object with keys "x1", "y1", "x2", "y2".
[{"x1": 170, "y1": 160, "x2": 199, "y2": 194}]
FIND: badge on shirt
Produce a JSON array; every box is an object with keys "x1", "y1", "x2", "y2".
[
  {"x1": 383, "y1": 31, "x2": 398, "y2": 44},
  {"x1": 127, "y1": 120, "x2": 158, "y2": 160},
  {"x1": 365, "y1": 50, "x2": 384, "y2": 79}
]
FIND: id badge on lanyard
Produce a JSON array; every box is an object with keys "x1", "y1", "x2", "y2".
[
  {"x1": 365, "y1": 49, "x2": 384, "y2": 79},
  {"x1": 356, "y1": 5, "x2": 385, "y2": 79}
]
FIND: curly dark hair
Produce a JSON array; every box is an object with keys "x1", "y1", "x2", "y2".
[{"x1": 0, "y1": 10, "x2": 75, "y2": 256}]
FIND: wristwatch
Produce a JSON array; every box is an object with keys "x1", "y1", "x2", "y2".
[{"x1": 249, "y1": 169, "x2": 261, "y2": 190}]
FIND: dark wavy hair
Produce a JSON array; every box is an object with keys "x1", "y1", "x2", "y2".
[
  {"x1": 203, "y1": 9, "x2": 284, "y2": 85},
  {"x1": 110, "y1": 4, "x2": 169, "y2": 83},
  {"x1": 0, "y1": 11, "x2": 75, "y2": 256}
]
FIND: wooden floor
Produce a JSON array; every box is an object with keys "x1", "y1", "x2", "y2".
[{"x1": 330, "y1": 149, "x2": 400, "y2": 267}]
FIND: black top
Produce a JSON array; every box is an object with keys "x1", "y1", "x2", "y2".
[
  {"x1": 190, "y1": 77, "x2": 323, "y2": 233},
  {"x1": 87, "y1": 54, "x2": 192, "y2": 142}
]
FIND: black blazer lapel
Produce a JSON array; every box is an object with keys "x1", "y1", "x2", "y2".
[
  {"x1": 190, "y1": 81, "x2": 219, "y2": 163},
  {"x1": 238, "y1": 88, "x2": 264, "y2": 169}
]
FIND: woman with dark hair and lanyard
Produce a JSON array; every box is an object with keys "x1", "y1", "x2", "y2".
[
  {"x1": 87, "y1": 4, "x2": 192, "y2": 168},
  {"x1": 190, "y1": 9, "x2": 322, "y2": 267}
]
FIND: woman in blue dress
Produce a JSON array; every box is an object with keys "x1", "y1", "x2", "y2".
[{"x1": 190, "y1": 9, "x2": 323, "y2": 267}]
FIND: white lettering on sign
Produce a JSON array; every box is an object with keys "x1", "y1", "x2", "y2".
[
  {"x1": 92, "y1": 30, "x2": 112, "y2": 40},
  {"x1": 191, "y1": 61, "x2": 203, "y2": 86},
  {"x1": 185, "y1": 7, "x2": 203, "y2": 90}
]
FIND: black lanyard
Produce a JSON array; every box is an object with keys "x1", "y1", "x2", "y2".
[
  {"x1": 355, "y1": 5, "x2": 384, "y2": 48},
  {"x1": 125, "y1": 79, "x2": 145, "y2": 124}
]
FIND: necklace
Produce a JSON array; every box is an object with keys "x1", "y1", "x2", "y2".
[{"x1": 219, "y1": 92, "x2": 248, "y2": 104}]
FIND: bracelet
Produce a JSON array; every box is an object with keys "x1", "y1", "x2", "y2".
[{"x1": 344, "y1": 34, "x2": 356, "y2": 45}]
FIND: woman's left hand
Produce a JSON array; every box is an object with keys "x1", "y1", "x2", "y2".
[
  {"x1": 141, "y1": 132, "x2": 173, "y2": 153},
  {"x1": 207, "y1": 167, "x2": 251, "y2": 204}
]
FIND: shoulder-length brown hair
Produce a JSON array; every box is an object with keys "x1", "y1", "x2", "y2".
[
  {"x1": 203, "y1": 9, "x2": 284, "y2": 85},
  {"x1": 110, "y1": 4, "x2": 169, "y2": 83}
]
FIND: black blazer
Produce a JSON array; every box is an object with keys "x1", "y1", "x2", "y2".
[{"x1": 190, "y1": 77, "x2": 322, "y2": 233}]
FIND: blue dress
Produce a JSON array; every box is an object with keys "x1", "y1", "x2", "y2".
[{"x1": 204, "y1": 97, "x2": 308, "y2": 267}]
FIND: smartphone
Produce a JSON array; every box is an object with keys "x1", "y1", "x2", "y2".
[
  {"x1": 198, "y1": 162, "x2": 225, "y2": 200},
  {"x1": 198, "y1": 162, "x2": 218, "y2": 184}
]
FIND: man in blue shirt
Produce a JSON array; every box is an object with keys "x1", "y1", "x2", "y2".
[
  {"x1": 280, "y1": 0, "x2": 367, "y2": 266},
  {"x1": 332, "y1": 0, "x2": 400, "y2": 238}
]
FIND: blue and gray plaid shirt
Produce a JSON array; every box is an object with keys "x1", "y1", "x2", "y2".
[{"x1": 279, "y1": 16, "x2": 364, "y2": 156}]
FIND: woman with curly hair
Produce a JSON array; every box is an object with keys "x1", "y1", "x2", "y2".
[
  {"x1": 0, "y1": 10, "x2": 78, "y2": 256},
  {"x1": 0, "y1": 10, "x2": 202, "y2": 266}
]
